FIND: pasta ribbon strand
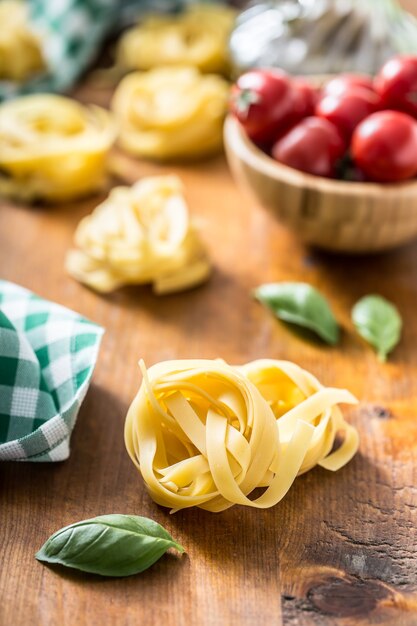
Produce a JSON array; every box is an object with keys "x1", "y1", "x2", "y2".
[
  {"x1": 0, "y1": 1, "x2": 44, "y2": 82},
  {"x1": 125, "y1": 358, "x2": 359, "y2": 513},
  {"x1": 112, "y1": 66, "x2": 229, "y2": 160},
  {"x1": 66, "y1": 175, "x2": 211, "y2": 294},
  {"x1": 117, "y1": 3, "x2": 236, "y2": 76},
  {"x1": 0, "y1": 94, "x2": 116, "y2": 202}
]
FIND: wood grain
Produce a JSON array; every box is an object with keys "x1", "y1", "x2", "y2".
[{"x1": 1, "y1": 77, "x2": 417, "y2": 626}]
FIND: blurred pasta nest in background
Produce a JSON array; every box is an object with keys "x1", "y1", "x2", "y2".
[
  {"x1": 125, "y1": 358, "x2": 359, "y2": 513},
  {"x1": 112, "y1": 66, "x2": 229, "y2": 160},
  {"x1": 66, "y1": 175, "x2": 211, "y2": 294},
  {"x1": 0, "y1": 94, "x2": 116, "y2": 202},
  {"x1": 117, "y1": 2, "x2": 236, "y2": 75},
  {"x1": 0, "y1": 0, "x2": 44, "y2": 82}
]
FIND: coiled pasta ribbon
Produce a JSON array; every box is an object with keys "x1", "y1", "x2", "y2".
[
  {"x1": 111, "y1": 67, "x2": 229, "y2": 160},
  {"x1": 117, "y1": 3, "x2": 236, "y2": 76},
  {"x1": 0, "y1": 1, "x2": 44, "y2": 82},
  {"x1": 0, "y1": 95, "x2": 116, "y2": 202},
  {"x1": 125, "y1": 359, "x2": 359, "y2": 513},
  {"x1": 66, "y1": 176, "x2": 211, "y2": 294}
]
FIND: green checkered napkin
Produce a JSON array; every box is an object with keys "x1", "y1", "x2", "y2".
[{"x1": 0, "y1": 280, "x2": 103, "y2": 462}]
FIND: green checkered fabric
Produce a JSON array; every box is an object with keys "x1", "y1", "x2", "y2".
[{"x1": 0, "y1": 280, "x2": 103, "y2": 462}]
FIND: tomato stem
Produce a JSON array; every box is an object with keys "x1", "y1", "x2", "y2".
[{"x1": 233, "y1": 89, "x2": 261, "y2": 117}]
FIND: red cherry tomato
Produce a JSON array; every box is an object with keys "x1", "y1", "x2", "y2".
[
  {"x1": 272, "y1": 117, "x2": 346, "y2": 178},
  {"x1": 293, "y1": 78, "x2": 319, "y2": 119},
  {"x1": 230, "y1": 70, "x2": 295, "y2": 144},
  {"x1": 291, "y1": 79, "x2": 318, "y2": 120},
  {"x1": 375, "y1": 55, "x2": 417, "y2": 118},
  {"x1": 323, "y1": 74, "x2": 374, "y2": 97},
  {"x1": 351, "y1": 110, "x2": 417, "y2": 183},
  {"x1": 316, "y1": 87, "x2": 381, "y2": 141}
]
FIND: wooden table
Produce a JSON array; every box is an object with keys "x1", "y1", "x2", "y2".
[{"x1": 1, "y1": 79, "x2": 417, "y2": 626}]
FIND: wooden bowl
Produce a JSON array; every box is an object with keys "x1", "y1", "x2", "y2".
[{"x1": 224, "y1": 115, "x2": 417, "y2": 254}]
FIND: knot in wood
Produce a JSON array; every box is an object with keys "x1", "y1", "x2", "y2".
[{"x1": 307, "y1": 576, "x2": 392, "y2": 618}]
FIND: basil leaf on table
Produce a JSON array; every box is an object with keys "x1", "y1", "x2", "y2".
[
  {"x1": 36, "y1": 514, "x2": 184, "y2": 577},
  {"x1": 254, "y1": 282, "x2": 340, "y2": 345},
  {"x1": 352, "y1": 295, "x2": 402, "y2": 362}
]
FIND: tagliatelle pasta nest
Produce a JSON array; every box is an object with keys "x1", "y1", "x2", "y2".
[
  {"x1": 125, "y1": 358, "x2": 359, "y2": 513},
  {"x1": 111, "y1": 67, "x2": 229, "y2": 160},
  {"x1": 117, "y1": 3, "x2": 236, "y2": 75},
  {"x1": 0, "y1": 0, "x2": 45, "y2": 82},
  {"x1": 66, "y1": 176, "x2": 211, "y2": 294},
  {"x1": 0, "y1": 95, "x2": 116, "y2": 203}
]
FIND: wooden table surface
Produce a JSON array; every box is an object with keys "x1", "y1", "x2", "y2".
[{"x1": 2, "y1": 78, "x2": 417, "y2": 626}]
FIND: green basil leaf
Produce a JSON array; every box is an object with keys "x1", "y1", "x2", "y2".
[
  {"x1": 254, "y1": 282, "x2": 339, "y2": 345},
  {"x1": 352, "y1": 295, "x2": 402, "y2": 362},
  {"x1": 36, "y1": 514, "x2": 184, "y2": 577}
]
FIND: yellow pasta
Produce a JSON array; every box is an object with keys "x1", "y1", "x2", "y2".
[
  {"x1": 125, "y1": 358, "x2": 359, "y2": 513},
  {"x1": 117, "y1": 3, "x2": 236, "y2": 76},
  {"x1": 111, "y1": 66, "x2": 229, "y2": 160},
  {"x1": 0, "y1": 94, "x2": 116, "y2": 202},
  {"x1": 239, "y1": 360, "x2": 360, "y2": 475},
  {"x1": 66, "y1": 175, "x2": 211, "y2": 294},
  {"x1": 0, "y1": 0, "x2": 44, "y2": 82}
]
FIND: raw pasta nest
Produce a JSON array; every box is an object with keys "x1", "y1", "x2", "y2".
[
  {"x1": 0, "y1": 0, "x2": 44, "y2": 82},
  {"x1": 117, "y1": 3, "x2": 236, "y2": 75},
  {"x1": 125, "y1": 358, "x2": 359, "y2": 512},
  {"x1": 0, "y1": 94, "x2": 116, "y2": 202},
  {"x1": 66, "y1": 175, "x2": 211, "y2": 294},
  {"x1": 111, "y1": 66, "x2": 229, "y2": 160}
]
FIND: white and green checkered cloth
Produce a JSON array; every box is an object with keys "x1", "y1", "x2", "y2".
[{"x1": 0, "y1": 280, "x2": 103, "y2": 462}]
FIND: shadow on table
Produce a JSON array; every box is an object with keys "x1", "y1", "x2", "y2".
[
  {"x1": 307, "y1": 241, "x2": 417, "y2": 303},
  {"x1": 0, "y1": 384, "x2": 130, "y2": 502},
  {"x1": 166, "y1": 448, "x2": 398, "y2": 575}
]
